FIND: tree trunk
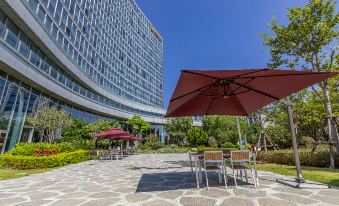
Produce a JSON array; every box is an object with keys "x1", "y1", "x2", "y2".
[{"x1": 320, "y1": 82, "x2": 337, "y2": 168}]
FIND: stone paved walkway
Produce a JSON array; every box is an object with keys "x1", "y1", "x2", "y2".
[{"x1": 0, "y1": 154, "x2": 339, "y2": 206}]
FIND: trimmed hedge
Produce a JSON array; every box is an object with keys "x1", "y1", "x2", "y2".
[
  {"x1": 10, "y1": 143, "x2": 75, "y2": 156},
  {"x1": 257, "y1": 149, "x2": 339, "y2": 168},
  {"x1": 0, "y1": 150, "x2": 90, "y2": 169}
]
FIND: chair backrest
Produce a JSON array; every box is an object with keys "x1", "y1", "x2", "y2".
[
  {"x1": 231, "y1": 150, "x2": 250, "y2": 162},
  {"x1": 204, "y1": 151, "x2": 223, "y2": 162}
]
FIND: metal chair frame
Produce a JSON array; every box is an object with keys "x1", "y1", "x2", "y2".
[
  {"x1": 203, "y1": 151, "x2": 228, "y2": 189},
  {"x1": 230, "y1": 150, "x2": 257, "y2": 188}
]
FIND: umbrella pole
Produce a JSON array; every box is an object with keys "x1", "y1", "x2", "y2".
[
  {"x1": 237, "y1": 117, "x2": 243, "y2": 150},
  {"x1": 286, "y1": 97, "x2": 304, "y2": 184}
]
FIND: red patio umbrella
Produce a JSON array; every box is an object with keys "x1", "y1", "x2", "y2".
[
  {"x1": 166, "y1": 68, "x2": 338, "y2": 187},
  {"x1": 95, "y1": 128, "x2": 130, "y2": 139},
  {"x1": 166, "y1": 69, "x2": 338, "y2": 117}
]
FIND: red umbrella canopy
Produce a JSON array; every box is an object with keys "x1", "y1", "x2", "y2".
[
  {"x1": 166, "y1": 69, "x2": 338, "y2": 117},
  {"x1": 95, "y1": 128, "x2": 131, "y2": 139},
  {"x1": 108, "y1": 135, "x2": 143, "y2": 141}
]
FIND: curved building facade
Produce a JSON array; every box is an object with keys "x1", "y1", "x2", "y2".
[{"x1": 0, "y1": 0, "x2": 166, "y2": 154}]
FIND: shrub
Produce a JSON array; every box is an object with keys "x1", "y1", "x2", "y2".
[
  {"x1": 222, "y1": 142, "x2": 235, "y2": 148},
  {"x1": 197, "y1": 146, "x2": 217, "y2": 152},
  {"x1": 208, "y1": 137, "x2": 218, "y2": 147},
  {"x1": 187, "y1": 128, "x2": 208, "y2": 147},
  {"x1": 10, "y1": 143, "x2": 75, "y2": 156},
  {"x1": 146, "y1": 134, "x2": 159, "y2": 143},
  {"x1": 0, "y1": 150, "x2": 90, "y2": 169},
  {"x1": 139, "y1": 141, "x2": 164, "y2": 150},
  {"x1": 257, "y1": 149, "x2": 339, "y2": 168}
]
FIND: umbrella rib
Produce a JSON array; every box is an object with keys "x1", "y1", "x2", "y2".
[
  {"x1": 226, "y1": 84, "x2": 248, "y2": 115},
  {"x1": 170, "y1": 82, "x2": 217, "y2": 102},
  {"x1": 205, "y1": 81, "x2": 223, "y2": 114},
  {"x1": 183, "y1": 70, "x2": 221, "y2": 80},
  {"x1": 166, "y1": 94, "x2": 201, "y2": 117},
  {"x1": 226, "y1": 80, "x2": 280, "y2": 100},
  {"x1": 238, "y1": 72, "x2": 334, "y2": 79}
]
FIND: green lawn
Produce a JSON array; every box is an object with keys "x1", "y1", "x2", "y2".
[
  {"x1": 0, "y1": 168, "x2": 55, "y2": 180},
  {"x1": 257, "y1": 163, "x2": 339, "y2": 187}
]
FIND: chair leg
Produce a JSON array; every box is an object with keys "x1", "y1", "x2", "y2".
[
  {"x1": 204, "y1": 169, "x2": 209, "y2": 190},
  {"x1": 233, "y1": 169, "x2": 237, "y2": 188},
  {"x1": 222, "y1": 164, "x2": 228, "y2": 189},
  {"x1": 245, "y1": 170, "x2": 248, "y2": 183},
  {"x1": 218, "y1": 170, "x2": 222, "y2": 183}
]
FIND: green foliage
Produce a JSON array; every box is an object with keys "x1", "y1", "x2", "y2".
[
  {"x1": 202, "y1": 116, "x2": 259, "y2": 146},
  {"x1": 86, "y1": 120, "x2": 114, "y2": 138},
  {"x1": 26, "y1": 107, "x2": 72, "y2": 143},
  {"x1": 127, "y1": 115, "x2": 150, "y2": 135},
  {"x1": 222, "y1": 142, "x2": 236, "y2": 148},
  {"x1": 0, "y1": 150, "x2": 90, "y2": 169},
  {"x1": 208, "y1": 137, "x2": 218, "y2": 147},
  {"x1": 165, "y1": 117, "x2": 193, "y2": 145},
  {"x1": 257, "y1": 149, "x2": 339, "y2": 168},
  {"x1": 140, "y1": 145, "x2": 190, "y2": 154},
  {"x1": 146, "y1": 134, "x2": 159, "y2": 143},
  {"x1": 139, "y1": 142, "x2": 164, "y2": 150},
  {"x1": 62, "y1": 119, "x2": 91, "y2": 142},
  {"x1": 265, "y1": 125, "x2": 291, "y2": 148},
  {"x1": 197, "y1": 146, "x2": 217, "y2": 152},
  {"x1": 9, "y1": 143, "x2": 75, "y2": 156},
  {"x1": 187, "y1": 127, "x2": 208, "y2": 147}
]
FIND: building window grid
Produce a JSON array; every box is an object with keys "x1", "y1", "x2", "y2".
[
  {"x1": 40, "y1": 0, "x2": 162, "y2": 106},
  {"x1": 0, "y1": 10, "x2": 163, "y2": 118}
]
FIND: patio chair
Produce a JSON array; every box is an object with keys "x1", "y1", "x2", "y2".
[
  {"x1": 100, "y1": 150, "x2": 110, "y2": 160},
  {"x1": 203, "y1": 151, "x2": 228, "y2": 189},
  {"x1": 230, "y1": 150, "x2": 257, "y2": 188}
]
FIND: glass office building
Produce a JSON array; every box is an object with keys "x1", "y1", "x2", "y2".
[{"x1": 0, "y1": 0, "x2": 166, "y2": 154}]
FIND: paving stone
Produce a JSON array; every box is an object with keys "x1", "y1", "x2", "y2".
[
  {"x1": 14, "y1": 200, "x2": 53, "y2": 206},
  {"x1": 318, "y1": 189, "x2": 339, "y2": 197},
  {"x1": 125, "y1": 193, "x2": 152, "y2": 203},
  {"x1": 233, "y1": 189, "x2": 266, "y2": 198},
  {"x1": 272, "y1": 186, "x2": 312, "y2": 196},
  {"x1": 89, "y1": 191, "x2": 120, "y2": 198},
  {"x1": 0, "y1": 197, "x2": 26, "y2": 205},
  {"x1": 142, "y1": 199, "x2": 176, "y2": 206},
  {"x1": 81, "y1": 198, "x2": 120, "y2": 206},
  {"x1": 258, "y1": 198, "x2": 296, "y2": 206},
  {"x1": 310, "y1": 195, "x2": 339, "y2": 205},
  {"x1": 114, "y1": 186, "x2": 136, "y2": 193},
  {"x1": 28, "y1": 191, "x2": 59, "y2": 200},
  {"x1": 272, "y1": 193, "x2": 318, "y2": 205},
  {"x1": 180, "y1": 196, "x2": 216, "y2": 206},
  {"x1": 157, "y1": 190, "x2": 183, "y2": 199},
  {"x1": 58, "y1": 191, "x2": 88, "y2": 199},
  {"x1": 200, "y1": 188, "x2": 230, "y2": 198},
  {"x1": 49, "y1": 198, "x2": 86, "y2": 206},
  {"x1": 219, "y1": 197, "x2": 255, "y2": 206}
]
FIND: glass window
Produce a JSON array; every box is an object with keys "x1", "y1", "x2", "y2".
[
  {"x1": 29, "y1": 43, "x2": 39, "y2": 67},
  {"x1": 48, "y1": 0, "x2": 57, "y2": 16},
  {"x1": 58, "y1": 72, "x2": 65, "y2": 84},
  {"x1": 0, "y1": 10, "x2": 6, "y2": 38},
  {"x1": 40, "y1": 56, "x2": 51, "y2": 73},
  {"x1": 37, "y1": 5, "x2": 46, "y2": 23},
  {"x1": 51, "y1": 23, "x2": 58, "y2": 42},
  {"x1": 28, "y1": 0, "x2": 39, "y2": 12},
  {"x1": 45, "y1": 15, "x2": 53, "y2": 33},
  {"x1": 66, "y1": 76, "x2": 73, "y2": 89},
  {"x1": 54, "y1": 1, "x2": 62, "y2": 22},
  {"x1": 18, "y1": 32, "x2": 30, "y2": 58},
  {"x1": 5, "y1": 20, "x2": 19, "y2": 48},
  {"x1": 50, "y1": 64, "x2": 58, "y2": 79},
  {"x1": 41, "y1": 0, "x2": 49, "y2": 7},
  {"x1": 72, "y1": 82, "x2": 79, "y2": 93}
]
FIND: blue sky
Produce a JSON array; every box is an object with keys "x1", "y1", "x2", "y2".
[{"x1": 135, "y1": 0, "x2": 308, "y2": 108}]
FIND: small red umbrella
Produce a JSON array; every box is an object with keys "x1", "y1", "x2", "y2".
[
  {"x1": 166, "y1": 69, "x2": 338, "y2": 117},
  {"x1": 95, "y1": 128, "x2": 130, "y2": 139}
]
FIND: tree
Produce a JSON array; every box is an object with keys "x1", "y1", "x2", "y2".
[
  {"x1": 86, "y1": 120, "x2": 113, "y2": 139},
  {"x1": 127, "y1": 115, "x2": 150, "y2": 136},
  {"x1": 262, "y1": 0, "x2": 339, "y2": 151},
  {"x1": 62, "y1": 119, "x2": 91, "y2": 142},
  {"x1": 187, "y1": 127, "x2": 208, "y2": 147},
  {"x1": 26, "y1": 107, "x2": 72, "y2": 143},
  {"x1": 165, "y1": 117, "x2": 193, "y2": 145}
]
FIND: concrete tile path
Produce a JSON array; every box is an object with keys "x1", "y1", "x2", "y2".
[{"x1": 0, "y1": 154, "x2": 338, "y2": 206}]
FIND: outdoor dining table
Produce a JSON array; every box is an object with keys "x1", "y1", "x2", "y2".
[{"x1": 189, "y1": 151, "x2": 259, "y2": 189}]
